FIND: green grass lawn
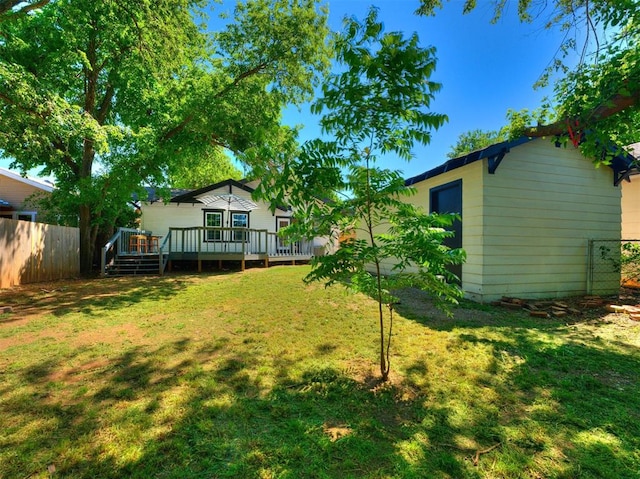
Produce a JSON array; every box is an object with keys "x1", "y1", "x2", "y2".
[{"x1": 1, "y1": 266, "x2": 639, "y2": 478}]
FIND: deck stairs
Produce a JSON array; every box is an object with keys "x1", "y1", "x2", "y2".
[{"x1": 105, "y1": 254, "x2": 161, "y2": 277}]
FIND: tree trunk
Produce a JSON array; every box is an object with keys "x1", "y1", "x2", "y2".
[
  {"x1": 79, "y1": 204, "x2": 94, "y2": 276},
  {"x1": 79, "y1": 136, "x2": 96, "y2": 276}
]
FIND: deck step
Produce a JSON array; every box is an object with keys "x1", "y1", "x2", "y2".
[{"x1": 105, "y1": 255, "x2": 162, "y2": 276}]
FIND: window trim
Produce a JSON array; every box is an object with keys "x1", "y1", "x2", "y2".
[
  {"x1": 230, "y1": 211, "x2": 250, "y2": 242},
  {"x1": 203, "y1": 209, "x2": 224, "y2": 242}
]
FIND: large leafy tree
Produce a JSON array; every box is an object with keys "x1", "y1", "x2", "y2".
[
  {"x1": 167, "y1": 147, "x2": 242, "y2": 189},
  {"x1": 447, "y1": 128, "x2": 507, "y2": 158},
  {"x1": 418, "y1": 0, "x2": 640, "y2": 159},
  {"x1": 256, "y1": 8, "x2": 465, "y2": 381},
  {"x1": 0, "y1": 0, "x2": 330, "y2": 274}
]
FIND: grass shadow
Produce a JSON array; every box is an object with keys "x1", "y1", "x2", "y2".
[{"x1": 1, "y1": 271, "x2": 639, "y2": 478}]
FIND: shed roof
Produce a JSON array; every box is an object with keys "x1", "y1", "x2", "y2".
[{"x1": 405, "y1": 136, "x2": 638, "y2": 187}]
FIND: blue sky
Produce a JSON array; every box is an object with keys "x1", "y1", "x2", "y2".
[
  {"x1": 1, "y1": 0, "x2": 573, "y2": 181},
  {"x1": 282, "y1": 0, "x2": 573, "y2": 179}
]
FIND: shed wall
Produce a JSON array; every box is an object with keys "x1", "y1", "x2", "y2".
[
  {"x1": 480, "y1": 139, "x2": 621, "y2": 300},
  {"x1": 407, "y1": 161, "x2": 484, "y2": 298}
]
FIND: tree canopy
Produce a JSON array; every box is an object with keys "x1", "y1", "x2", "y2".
[
  {"x1": 418, "y1": 0, "x2": 640, "y2": 160},
  {"x1": 0, "y1": 0, "x2": 331, "y2": 274},
  {"x1": 167, "y1": 147, "x2": 242, "y2": 190},
  {"x1": 446, "y1": 128, "x2": 507, "y2": 159}
]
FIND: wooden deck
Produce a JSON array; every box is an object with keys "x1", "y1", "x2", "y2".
[
  {"x1": 102, "y1": 227, "x2": 315, "y2": 275},
  {"x1": 165, "y1": 250, "x2": 312, "y2": 272}
]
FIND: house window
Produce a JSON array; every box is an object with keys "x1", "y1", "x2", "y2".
[
  {"x1": 16, "y1": 212, "x2": 36, "y2": 222},
  {"x1": 0, "y1": 211, "x2": 37, "y2": 221},
  {"x1": 204, "y1": 210, "x2": 223, "y2": 241},
  {"x1": 231, "y1": 212, "x2": 248, "y2": 242}
]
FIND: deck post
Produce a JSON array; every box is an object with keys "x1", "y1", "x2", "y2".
[
  {"x1": 198, "y1": 228, "x2": 202, "y2": 273},
  {"x1": 264, "y1": 257, "x2": 268, "y2": 268},
  {"x1": 241, "y1": 259, "x2": 245, "y2": 271}
]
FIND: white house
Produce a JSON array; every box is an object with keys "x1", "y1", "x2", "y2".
[{"x1": 137, "y1": 178, "x2": 327, "y2": 271}]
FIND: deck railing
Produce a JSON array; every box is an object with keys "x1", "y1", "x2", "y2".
[
  {"x1": 100, "y1": 227, "x2": 158, "y2": 276},
  {"x1": 167, "y1": 227, "x2": 313, "y2": 257}
]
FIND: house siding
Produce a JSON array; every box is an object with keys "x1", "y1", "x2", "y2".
[
  {"x1": 480, "y1": 139, "x2": 621, "y2": 301},
  {"x1": 0, "y1": 175, "x2": 37, "y2": 207},
  {"x1": 141, "y1": 184, "x2": 287, "y2": 238},
  {"x1": 0, "y1": 172, "x2": 51, "y2": 221},
  {"x1": 621, "y1": 179, "x2": 640, "y2": 239}
]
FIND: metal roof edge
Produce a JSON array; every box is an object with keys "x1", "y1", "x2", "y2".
[{"x1": 405, "y1": 137, "x2": 535, "y2": 186}]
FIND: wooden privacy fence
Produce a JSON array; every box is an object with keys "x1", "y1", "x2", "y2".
[{"x1": 0, "y1": 218, "x2": 79, "y2": 288}]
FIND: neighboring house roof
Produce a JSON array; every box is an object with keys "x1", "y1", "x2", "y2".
[
  {"x1": 139, "y1": 187, "x2": 192, "y2": 203},
  {"x1": 405, "y1": 136, "x2": 639, "y2": 187},
  {"x1": 0, "y1": 167, "x2": 55, "y2": 192}
]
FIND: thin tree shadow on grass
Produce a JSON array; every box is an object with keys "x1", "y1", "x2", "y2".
[{"x1": 0, "y1": 333, "x2": 479, "y2": 479}]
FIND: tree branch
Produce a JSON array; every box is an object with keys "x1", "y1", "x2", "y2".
[
  {"x1": 0, "y1": 0, "x2": 49, "y2": 19},
  {"x1": 213, "y1": 62, "x2": 269, "y2": 100},
  {"x1": 523, "y1": 91, "x2": 640, "y2": 138},
  {"x1": 96, "y1": 84, "x2": 115, "y2": 124},
  {"x1": 160, "y1": 113, "x2": 194, "y2": 142},
  {"x1": 51, "y1": 140, "x2": 80, "y2": 177},
  {"x1": 160, "y1": 61, "x2": 270, "y2": 143},
  {"x1": 0, "y1": 91, "x2": 48, "y2": 122}
]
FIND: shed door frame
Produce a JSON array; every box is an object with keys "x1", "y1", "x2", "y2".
[{"x1": 429, "y1": 179, "x2": 463, "y2": 283}]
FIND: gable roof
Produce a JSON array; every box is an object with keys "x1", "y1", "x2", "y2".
[
  {"x1": 0, "y1": 167, "x2": 54, "y2": 192},
  {"x1": 405, "y1": 136, "x2": 638, "y2": 187},
  {"x1": 152, "y1": 178, "x2": 290, "y2": 212},
  {"x1": 170, "y1": 179, "x2": 253, "y2": 204}
]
